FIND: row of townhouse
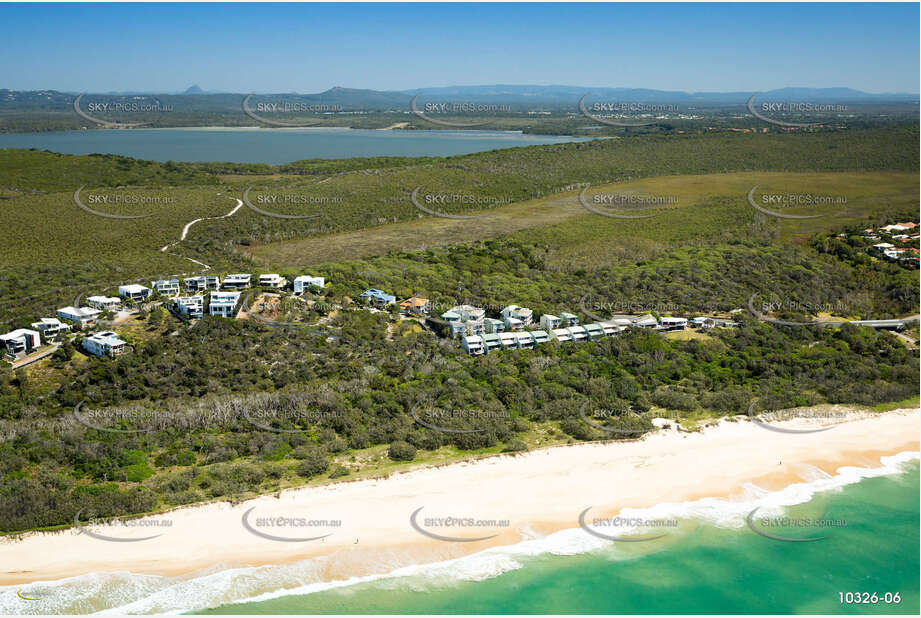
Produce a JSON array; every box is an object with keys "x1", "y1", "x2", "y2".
[
  {"x1": 173, "y1": 292, "x2": 242, "y2": 319},
  {"x1": 461, "y1": 320, "x2": 630, "y2": 355}
]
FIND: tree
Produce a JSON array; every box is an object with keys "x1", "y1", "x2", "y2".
[{"x1": 388, "y1": 440, "x2": 416, "y2": 461}]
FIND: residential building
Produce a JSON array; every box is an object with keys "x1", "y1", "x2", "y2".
[
  {"x1": 1, "y1": 329, "x2": 41, "y2": 359},
  {"x1": 531, "y1": 330, "x2": 550, "y2": 345},
  {"x1": 83, "y1": 331, "x2": 127, "y2": 357},
  {"x1": 118, "y1": 284, "x2": 151, "y2": 302},
  {"x1": 691, "y1": 317, "x2": 714, "y2": 329},
  {"x1": 465, "y1": 320, "x2": 487, "y2": 336},
  {"x1": 584, "y1": 323, "x2": 604, "y2": 339},
  {"x1": 176, "y1": 295, "x2": 204, "y2": 319},
  {"x1": 504, "y1": 316, "x2": 524, "y2": 331},
  {"x1": 399, "y1": 296, "x2": 431, "y2": 315},
  {"x1": 222, "y1": 274, "x2": 252, "y2": 289},
  {"x1": 360, "y1": 288, "x2": 396, "y2": 307},
  {"x1": 632, "y1": 314, "x2": 659, "y2": 329},
  {"x1": 540, "y1": 314, "x2": 561, "y2": 330},
  {"x1": 484, "y1": 318, "x2": 505, "y2": 334},
  {"x1": 516, "y1": 331, "x2": 536, "y2": 349},
  {"x1": 501, "y1": 304, "x2": 533, "y2": 326},
  {"x1": 551, "y1": 328, "x2": 573, "y2": 342},
  {"x1": 449, "y1": 305, "x2": 486, "y2": 322},
  {"x1": 440, "y1": 304, "x2": 485, "y2": 337},
  {"x1": 659, "y1": 317, "x2": 688, "y2": 331},
  {"x1": 86, "y1": 295, "x2": 121, "y2": 312},
  {"x1": 872, "y1": 242, "x2": 895, "y2": 251},
  {"x1": 568, "y1": 325, "x2": 589, "y2": 341},
  {"x1": 598, "y1": 321, "x2": 620, "y2": 336},
  {"x1": 151, "y1": 279, "x2": 180, "y2": 296},
  {"x1": 293, "y1": 275, "x2": 326, "y2": 294},
  {"x1": 559, "y1": 312, "x2": 580, "y2": 326},
  {"x1": 57, "y1": 306, "x2": 102, "y2": 327},
  {"x1": 185, "y1": 276, "x2": 220, "y2": 292},
  {"x1": 482, "y1": 333, "x2": 503, "y2": 353},
  {"x1": 461, "y1": 335, "x2": 485, "y2": 356},
  {"x1": 208, "y1": 291, "x2": 241, "y2": 318},
  {"x1": 499, "y1": 332, "x2": 519, "y2": 349},
  {"x1": 31, "y1": 317, "x2": 71, "y2": 341},
  {"x1": 259, "y1": 274, "x2": 287, "y2": 289}
]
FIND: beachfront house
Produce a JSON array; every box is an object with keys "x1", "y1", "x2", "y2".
[
  {"x1": 31, "y1": 317, "x2": 71, "y2": 341},
  {"x1": 461, "y1": 335, "x2": 485, "y2": 356},
  {"x1": 176, "y1": 295, "x2": 204, "y2": 319},
  {"x1": 1, "y1": 328, "x2": 41, "y2": 360},
  {"x1": 568, "y1": 325, "x2": 589, "y2": 342},
  {"x1": 484, "y1": 318, "x2": 505, "y2": 334},
  {"x1": 691, "y1": 317, "x2": 714, "y2": 329},
  {"x1": 540, "y1": 314, "x2": 561, "y2": 330},
  {"x1": 82, "y1": 331, "x2": 127, "y2": 357},
  {"x1": 503, "y1": 316, "x2": 524, "y2": 331},
  {"x1": 501, "y1": 305, "x2": 533, "y2": 327},
  {"x1": 208, "y1": 291, "x2": 241, "y2": 318},
  {"x1": 659, "y1": 317, "x2": 688, "y2": 331},
  {"x1": 185, "y1": 276, "x2": 220, "y2": 292},
  {"x1": 399, "y1": 296, "x2": 431, "y2": 315},
  {"x1": 86, "y1": 295, "x2": 121, "y2": 312},
  {"x1": 360, "y1": 288, "x2": 396, "y2": 307},
  {"x1": 598, "y1": 321, "x2": 620, "y2": 336},
  {"x1": 259, "y1": 274, "x2": 287, "y2": 289},
  {"x1": 293, "y1": 275, "x2": 326, "y2": 294},
  {"x1": 531, "y1": 330, "x2": 550, "y2": 345},
  {"x1": 499, "y1": 332, "x2": 519, "y2": 350},
  {"x1": 632, "y1": 314, "x2": 659, "y2": 329},
  {"x1": 584, "y1": 323, "x2": 605, "y2": 340},
  {"x1": 118, "y1": 284, "x2": 151, "y2": 302},
  {"x1": 57, "y1": 306, "x2": 102, "y2": 327},
  {"x1": 151, "y1": 279, "x2": 181, "y2": 296},
  {"x1": 482, "y1": 333, "x2": 503, "y2": 353},
  {"x1": 516, "y1": 331, "x2": 536, "y2": 349},
  {"x1": 222, "y1": 274, "x2": 252, "y2": 290},
  {"x1": 559, "y1": 312, "x2": 580, "y2": 326}
]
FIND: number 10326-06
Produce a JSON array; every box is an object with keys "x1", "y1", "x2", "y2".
[{"x1": 839, "y1": 592, "x2": 901, "y2": 604}]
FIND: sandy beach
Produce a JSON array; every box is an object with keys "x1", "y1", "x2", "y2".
[{"x1": 1, "y1": 408, "x2": 918, "y2": 587}]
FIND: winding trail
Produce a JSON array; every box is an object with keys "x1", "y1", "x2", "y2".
[{"x1": 161, "y1": 197, "x2": 244, "y2": 270}]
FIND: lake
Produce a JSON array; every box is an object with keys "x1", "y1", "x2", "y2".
[{"x1": 0, "y1": 128, "x2": 589, "y2": 164}]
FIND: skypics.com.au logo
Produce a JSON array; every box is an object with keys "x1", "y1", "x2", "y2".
[
  {"x1": 578, "y1": 93, "x2": 678, "y2": 127},
  {"x1": 410, "y1": 96, "x2": 511, "y2": 127},
  {"x1": 73, "y1": 93, "x2": 173, "y2": 128},
  {"x1": 242, "y1": 94, "x2": 342, "y2": 127},
  {"x1": 746, "y1": 93, "x2": 848, "y2": 127}
]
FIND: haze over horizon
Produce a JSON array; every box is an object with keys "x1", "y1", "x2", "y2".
[{"x1": 1, "y1": 2, "x2": 917, "y2": 94}]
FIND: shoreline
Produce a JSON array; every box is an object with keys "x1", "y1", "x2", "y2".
[{"x1": 1, "y1": 408, "x2": 918, "y2": 588}]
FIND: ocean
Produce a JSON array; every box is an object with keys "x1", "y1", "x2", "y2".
[
  {"x1": 3, "y1": 453, "x2": 916, "y2": 615},
  {"x1": 0, "y1": 128, "x2": 589, "y2": 164}
]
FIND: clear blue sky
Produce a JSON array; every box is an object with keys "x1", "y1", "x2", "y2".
[{"x1": 1, "y1": 2, "x2": 917, "y2": 93}]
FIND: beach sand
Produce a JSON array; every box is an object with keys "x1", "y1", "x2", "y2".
[{"x1": 1, "y1": 408, "x2": 918, "y2": 586}]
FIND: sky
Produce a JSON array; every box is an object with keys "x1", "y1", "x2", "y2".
[{"x1": 1, "y1": 2, "x2": 918, "y2": 94}]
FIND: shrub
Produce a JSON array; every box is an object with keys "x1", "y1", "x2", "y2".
[{"x1": 388, "y1": 440, "x2": 417, "y2": 461}]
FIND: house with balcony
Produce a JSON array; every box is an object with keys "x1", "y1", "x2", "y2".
[
  {"x1": 532, "y1": 330, "x2": 550, "y2": 345},
  {"x1": 151, "y1": 279, "x2": 181, "y2": 296},
  {"x1": 86, "y1": 295, "x2": 121, "y2": 312},
  {"x1": 57, "y1": 306, "x2": 102, "y2": 327},
  {"x1": 176, "y1": 295, "x2": 204, "y2": 319},
  {"x1": 503, "y1": 316, "x2": 524, "y2": 331},
  {"x1": 83, "y1": 331, "x2": 127, "y2": 357},
  {"x1": 1, "y1": 328, "x2": 41, "y2": 360},
  {"x1": 222, "y1": 274, "x2": 252, "y2": 289},
  {"x1": 208, "y1": 291, "x2": 241, "y2": 317},
  {"x1": 516, "y1": 331, "x2": 536, "y2": 349},
  {"x1": 551, "y1": 328, "x2": 573, "y2": 342},
  {"x1": 482, "y1": 333, "x2": 503, "y2": 353},
  {"x1": 659, "y1": 317, "x2": 688, "y2": 331},
  {"x1": 540, "y1": 314, "x2": 561, "y2": 330},
  {"x1": 118, "y1": 284, "x2": 151, "y2": 302},
  {"x1": 441, "y1": 304, "x2": 485, "y2": 338},
  {"x1": 632, "y1": 314, "x2": 659, "y2": 329},
  {"x1": 293, "y1": 275, "x2": 326, "y2": 294},
  {"x1": 399, "y1": 296, "x2": 431, "y2": 315},
  {"x1": 559, "y1": 312, "x2": 580, "y2": 326},
  {"x1": 598, "y1": 321, "x2": 621, "y2": 336},
  {"x1": 360, "y1": 288, "x2": 396, "y2": 307},
  {"x1": 499, "y1": 332, "x2": 519, "y2": 350},
  {"x1": 461, "y1": 335, "x2": 485, "y2": 356},
  {"x1": 484, "y1": 318, "x2": 505, "y2": 334},
  {"x1": 31, "y1": 317, "x2": 71, "y2": 341},
  {"x1": 501, "y1": 305, "x2": 533, "y2": 327},
  {"x1": 259, "y1": 274, "x2": 287, "y2": 289},
  {"x1": 584, "y1": 323, "x2": 605, "y2": 339},
  {"x1": 691, "y1": 317, "x2": 714, "y2": 329},
  {"x1": 568, "y1": 325, "x2": 589, "y2": 342},
  {"x1": 185, "y1": 276, "x2": 220, "y2": 292}
]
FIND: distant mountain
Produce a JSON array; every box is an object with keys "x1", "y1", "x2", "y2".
[{"x1": 183, "y1": 85, "x2": 204, "y2": 95}]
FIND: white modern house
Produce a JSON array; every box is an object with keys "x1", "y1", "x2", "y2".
[
  {"x1": 293, "y1": 275, "x2": 326, "y2": 294},
  {"x1": 82, "y1": 331, "x2": 127, "y2": 357},
  {"x1": 532, "y1": 330, "x2": 551, "y2": 345},
  {"x1": 222, "y1": 274, "x2": 252, "y2": 289},
  {"x1": 632, "y1": 314, "x2": 659, "y2": 329},
  {"x1": 176, "y1": 295, "x2": 204, "y2": 319},
  {"x1": 57, "y1": 306, "x2": 102, "y2": 327},
  {"x1": 118, "y1": 284, "x2": 152, "y2": 302},
  {"x1": 461, "y1": 335, "x2": 485, "y2": 355},
  {"x1": 31, "y1": 317, "x2": 71, "y2": 341},
  {"x1": 568, "y1": 325, "x2": 589, "y2": 341},
  {"x1": 691, "y1": 317, "x2": 714, "y2": 329},
  {"x1": 258, "y1": 274, "x2": 287, "y2": 289},
  {"x1": 516, "y1": 331, "x2": 536, "y2": 349},
  {"x1": 482, "y1": 333, "x2": 503, "y2": 353},
  {"x1": 499, "y1": 332, "x2": 519, "y2": 349},
  {"x1": 503, "y1": 316, "x2": 524, "y2": 331},
  {"x1": 1, "y1": 328, "x2": 41, "y2": 360},
  {"x1": 540, "y1": 314, "x2": 561, "y2": 330},
  {"x1": 501, "y1": 305, "x2": 533, "y2": 327},
  {"x1": 484, "y1": 318, "x2": 505, "y2": 334},
  {"x1": 151, "y1": 279, "x2": 181, "y2": 296},
  {"x1": 584, "y1": 323, "x2": 605, "y2": 339},
  {"x1": 559, "y1": 312, "x2": 580, "y2": 326},
  {"x1": 185, "y1": 276, "x2": 220, "y2": 292},
  {"x1": 441, "y1": 304, "x2": 486, "y2": 337},
  {"x1": 86, "y1": 295, "x2": 121, "y2": 312},
  {"x1": 551, "y1": 328, "x2": 573, "y2": 342},
  {"x1": 208, "y1": 291, "x2": 241, "y2": 317},
  {"x1": 598, "y1": 321, "x2": 621, "y2": 336},
  {"x1": 659, "y1": 317, "x2": 688, "y2": 331}
]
